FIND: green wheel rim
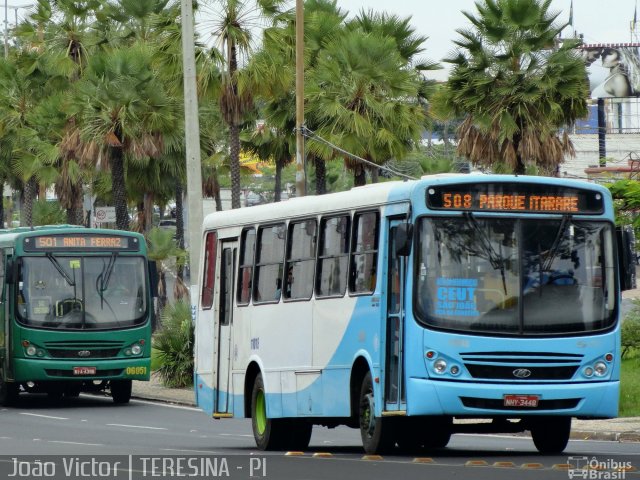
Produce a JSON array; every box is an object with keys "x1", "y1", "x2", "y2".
[{"x1": 256, "y1": 390, "x2": 267, "y2": 435}]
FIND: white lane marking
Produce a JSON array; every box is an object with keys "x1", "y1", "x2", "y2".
[
  {"x1": 130, "y1": 399, "x2": 199, "y2": 412},
  {"x1": 160, "y1": 448, "x2": 223, "y2": 454},
  {"x1": 48, "y1": 440, "x2": 104, "y2": 446},
  {"x1": 106, "y1": 423, "x2": 168, "y2": 430},
  {"x1": 20, "y1": 413, "x2": 69, "y2": 420},
  {"x1": 0, "y1": 437, "x2": 11, "y2": 440},
  {"x1": 218, "y1": 433, "x2": 253, "y2": 438}
]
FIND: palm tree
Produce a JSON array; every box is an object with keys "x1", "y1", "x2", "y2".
[
  {"x1": 0, "y1": 51, "x2": 59, "y2": 227},
  {"x1": 431, "y1": 0, "x2": 588, "y2": 175},
  {"x1": 73, "y1": 44, "x2": 179, "y2": 230},
  {"x1": 246, "y1": 0, "x2": 347, "y2": 195},
  {"x1": 306, "y1": 29, "x2": 426, "y2": 186},
  {"x1": 202, "y1": 0, "x2": 287, "y2": 208},
  {"x1": 14, "y1": 0, "x2": 100, "y2": 225}
]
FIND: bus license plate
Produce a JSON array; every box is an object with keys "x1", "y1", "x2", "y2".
[
  {"x1": 503, "y1": 394, "x2": 539, "y2": 407},
  {"x1": 73, "y1": 366, "x2": 96, "y2": 376}
]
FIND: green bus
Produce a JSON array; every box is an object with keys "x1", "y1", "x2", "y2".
[{"x1": 0, "y1": 226, "x2": 157, "y2": 405}]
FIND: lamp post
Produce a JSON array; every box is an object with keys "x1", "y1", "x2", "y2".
[
  {"x1": 180, "y1": 0, "x2": 204, "y2": 284},
  {"x1": 295, "y1": 0, "x2": 306, "y2": 197}
]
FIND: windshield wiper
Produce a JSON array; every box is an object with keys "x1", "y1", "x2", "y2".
[
  {"x1": 464, "y1": 212, "x2": 507, "y2": 294},
  {"x1": 542, "y1": 214, "x2": 572, "y2": 272},
  {"x1": 46, "y1": 253, "x2": 75, "y2": 286},
  {"x1": 96, "y1": 253, "x2": 118, "y2": 307}
]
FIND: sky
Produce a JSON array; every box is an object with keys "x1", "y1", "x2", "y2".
[{"x1": 333, "y1": 0, "x2": 640, "y2": 80}]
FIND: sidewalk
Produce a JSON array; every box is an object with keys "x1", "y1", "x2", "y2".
[{"x1": 131, "y1": 376, "x2": 640, "y2": 443}]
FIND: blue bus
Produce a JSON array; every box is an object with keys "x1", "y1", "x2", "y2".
[{"x1": 194, "y1": 174, "x2": 629, "y2": 454}]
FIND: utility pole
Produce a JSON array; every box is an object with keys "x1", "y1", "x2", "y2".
[
  {"x1": 295, "y1": 0, "x2": 306, "y2": 197},
  {"x1": 180, "y1": 0, "x2": 204, "y2": 284},
  {"x1": 4, "y1": 0, "x2": 8, "y2": 58}
]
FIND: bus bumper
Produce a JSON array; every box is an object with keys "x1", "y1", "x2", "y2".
[
  {"x1": 12, "y1": 357, "x2": 152, "y2": 382},
  {"x1": 406, "y1": 377, "x2": 619, "y2": 418}
]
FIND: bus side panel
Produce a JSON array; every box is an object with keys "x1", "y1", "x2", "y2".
[
  {"x1": 309, "y1": 296, "x2": 385, "y2": 418},
  {"x1": 194, "y1": 303, "x2": 215, "y2": 415},
  {"x1": 248, "y1": 302, "x2": 312, "y2": 418}
]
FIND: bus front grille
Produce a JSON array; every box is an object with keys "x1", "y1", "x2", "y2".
[
  {"x1": 464, "y1": 364, "x2": 579, "y2": 380},
  {"x1": 48, "y1": 349, "x2": 121, "y2": 359},
  {"x1": 460, "y1": 397, "x2": 581, "y2": 410}
]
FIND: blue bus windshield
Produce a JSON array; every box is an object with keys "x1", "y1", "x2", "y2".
[
  {"x1": 16, "y1": 256, "x2": 148, "y2": 330},
  {"x1": 415, "y1": 217, "x2": 616, "y2": 335}
]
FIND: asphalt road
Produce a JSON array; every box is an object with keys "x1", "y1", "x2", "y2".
[{"x1": 1, "y1": 394, "x2": 639, "y2": 480}]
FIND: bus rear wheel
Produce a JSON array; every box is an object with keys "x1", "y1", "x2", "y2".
[
  {"x1": 359, "y1": 372, "x2": 396, "y2": 454},
  {"x1": 251, "y1": 373, "x2": 287, "y2": 450},
  {"x1": 0, "y1": 378, "x2": 19, "y2": 407},
  {"x1": 530, "y1": 416, "x2": 571, "y2": 454},
  {"x1": 111, "y1": 380, "x2": 132, "y2": 404}
]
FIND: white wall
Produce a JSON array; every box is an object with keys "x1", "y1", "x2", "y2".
[{"x1": 562, "y1": 133, "x2": 640, "y2": 180}]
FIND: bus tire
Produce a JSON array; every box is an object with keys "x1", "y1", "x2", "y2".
[
  {"x1": 359, "y1": 371, "x2": 396, "y2": 454},
  {"x1": 0, "y1": 378, "x2": 19, "y2": 407},
  {"x1": 111, "y1": 380, "x2": 132, "y2": 404},
  {"x1": 251, "y1": 373, "x2": 286, "y2": 450},
  {"x1": 531, "y1": 416, "x2": 571, "y2": 454}
]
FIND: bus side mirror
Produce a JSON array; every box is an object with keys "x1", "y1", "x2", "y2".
[
  {"x1": 395, "y1": 223, "x2": 413, "y2": 257},
  {"x1": 148, "y1": 260, "x2": 159, "y2": 298},
  {"x1": 616, "y1": 226, "x2": 637, "y2": 291}
]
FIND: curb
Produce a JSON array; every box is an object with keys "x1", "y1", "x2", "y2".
[
  {"x1": 570, "y1": 430, "x2": 640, "y2": 442},
  {"x1": 130, "y1": 392, "x2": 196, "y2": 408}
]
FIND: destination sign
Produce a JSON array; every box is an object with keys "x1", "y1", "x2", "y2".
[
  {"x1": 24, "y1": 234, "x2": 138, "y2": 252},
  {"x1": 427, "y1": 183, "x2": 604, "y2": 214}
]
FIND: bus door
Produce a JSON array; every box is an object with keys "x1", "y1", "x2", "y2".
[
  {"x1": 214, "y1": 241, "x2": 236, "y2": 415},
  {"x1": 385, "y1": 218, "x2": 407, "y2": 411},
  {"x1": 0, "y1": 250, "x2": 7, "y2": 379}
]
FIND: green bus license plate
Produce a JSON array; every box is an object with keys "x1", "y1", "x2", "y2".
[
  {"x1": 73, "y1": 366, "x2": 96, "y2": 375},
  {"x1": 503, "y1": 394, "x2": 539, "y2": 407}
]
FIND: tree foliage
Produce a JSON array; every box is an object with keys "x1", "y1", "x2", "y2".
[{"x1": 432, "y1": 0, "x2": 589, "y2": 175}]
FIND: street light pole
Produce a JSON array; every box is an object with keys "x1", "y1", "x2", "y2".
[
  {"x1": 4, "y1": 0, "x2": 8, "y2": 58},
  {"x1": 180, "y1": 0, "x2": 204, "y2": 284},
  {"x1": 295, "y1": 0, "x2": 306, "y2": 197}
]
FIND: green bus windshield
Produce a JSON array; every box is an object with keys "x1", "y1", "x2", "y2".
[{"x1": 16, "y1": 255, "x2": 148, "y2": 330}]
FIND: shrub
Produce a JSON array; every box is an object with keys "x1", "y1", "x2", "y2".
[
  {"x1": 152, "y1": 300, "x2": 193, "y2": 388},
  {"x1": 622, "y1": 299, "x2": 640, "y2": 359}
]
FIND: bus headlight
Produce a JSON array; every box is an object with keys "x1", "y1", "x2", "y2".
[
  {"x1": 583, "y1": 366, "x2": 594, "y2": 377},
  {"x1": 594, "y1": 362, "x2": 607, "y2": 377},
  {"x1": 131, "y1": 344, "x2": 142, "y2": 355},
  {"x1": 433, "y1": 359, "x2": 447, "y2": 374},
  {"x1": 26, "y1": 345, "x2": 37, "y2": 356}
]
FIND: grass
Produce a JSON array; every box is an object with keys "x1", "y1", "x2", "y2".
[{"x1": 620, "y1": 349, "x2": 640, "y2": 417}]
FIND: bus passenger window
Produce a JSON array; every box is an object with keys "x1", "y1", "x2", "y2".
[
  {"x1": 253, "y1": 224, "x2": 285, "y2": 304},
  {"x1": 237, "y1": 228, "x2": 255, "y2": 305},
  {"x1": 285, "y1": 220, "x2": 316, "y2": 300},
  {"x1": 317, "y1": 215, "x2": 350, "y2": 297},
  {"x1": 350, "y1": 211, "x2": 379, "y2": 294},
  {"x1": 201, "y1": 232, "x2": 217, "y2": 310}
]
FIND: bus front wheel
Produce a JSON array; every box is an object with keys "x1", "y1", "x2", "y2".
[
  {"x1": 359, "y1": 372, "x2": 396, "y2": 454},
  {"x1": 251, "y1": 373, "x2": 287, "y2": 450},
  {"x1": 0, "y1": 378, "x2": 19, "y2": 407},
  {"x1": 111, "y1": 380, "x2": 132, "y2": 404},
  {"x1": 530, "y1": 416, "x2": 571, "y2": 454}
]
